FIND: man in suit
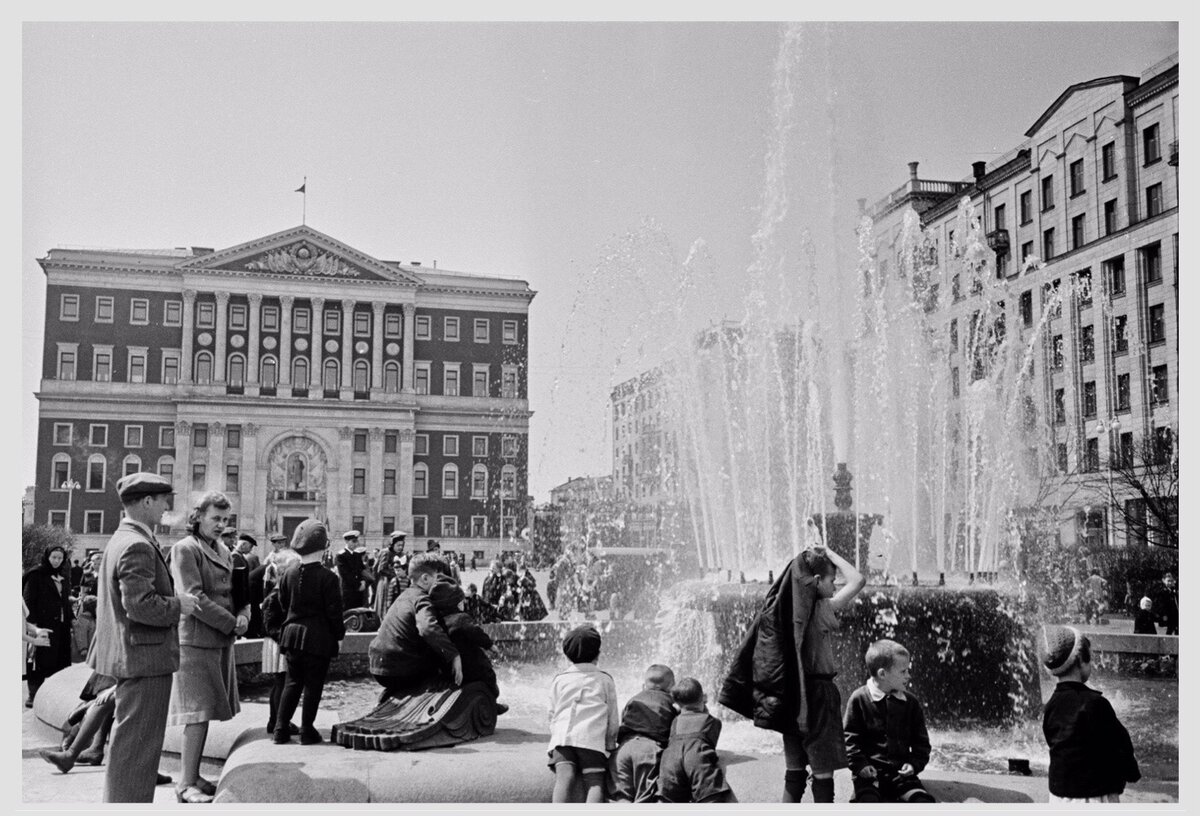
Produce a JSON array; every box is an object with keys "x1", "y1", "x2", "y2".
[
  {"x1": 88, "y1": 473, "x2": 198, "y2": 803},
  {"x1": 334, "y1": 530, "x2": 369, "y2": 608}
]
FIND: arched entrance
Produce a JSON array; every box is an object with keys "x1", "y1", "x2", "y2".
[{"x1": 265, "y1": 434, "x2": 330, "y2": 537}]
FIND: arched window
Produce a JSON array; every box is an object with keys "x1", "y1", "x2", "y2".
[
  {"x1": 157, "y1": 455, "x2": 175, "y2": 485},
  {"x1": 260, "y1": 355, "x2": 278, "y2": 389},
  {"x1": 500, "y1": 464, "x2": 517, "y2": 498},
  {"x1": 292, "y1": 356, "x2": 310, "y2": 388},
  {"x1": 227, "y1": 353, "x2": 246, "y2": 386},
  {"x1": 353, "y1": 359, "x2": 370, "y2": 392},
  {"x1": 323, "y1": 359, "x2": 339, "y2": 391},
  {"x1": 51, "y1": 453, "x2": 71, "y2": 489},
  {"x1": 122, "y1": 454, "x2": 142, "y2": 478},
  {"x1": 194, "y1": 351, "x2": 213, "y2": 384},
  {"x1": 413, "y1": 462, "x2": 428, "y2": 498},
  {"x1": 471, "y1": 464, "x2": 488, "y2": 499},
  {"x1": 86, "y1": 453, "x2": 107, "y2": 492},
  {"x1": 383, "y1": 361, "x2": 400, "y2": 393},
  {"x1": 442, "y1": 463, "x2": 459, "y2": 499}
]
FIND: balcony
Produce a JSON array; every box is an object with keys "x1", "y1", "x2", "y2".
[
  {"x1": 1169, "y1": 140, "x2": 1178, "y2": 166},
  {"x1": 271, "y1": 489, "x2": 321, "y2": 501},
  {"x1": 985, "y1": 229, "x2": 1010, "y2": 254}
]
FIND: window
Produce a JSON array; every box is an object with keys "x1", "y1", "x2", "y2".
[
  {"x1": 383, "y1": 361, "x2": 400, "y2": 393},
  {"x1": 995, "y1": 251, "x2": 1009, "y2": 279},
  {"x1": 1114, "y1": 315, "x2": 1129, "y2": 353},
  {"x1": 1117, "y1": 373, "x2": 1131, "y2": 412},
  {"x1": 1071, "y1": 214, "x2": 1086, "y2": 250},
  {"x1": 1102, "y1": 199, "x2": 1118, "y2": 236},
  {"x1": 163, "y1": 300, "x2": 182, "y2": 326},
  {"x1": 127, "y1": 349, "x2": 147, "y2": 383},
  {"x1": 384, "y1": 312, "x2": 401, "y2": 338},
  {"x1": 122, "y1": 454, "x2": 141, "y2": 477},
  {"x1": 261, "y1": 305, "x2": 279, "y2": 332},
  {"x1": 384, "y1": 430, "x2": 397, "y2": 453},
  {"x1": 47, "y1": 510, "x2": 67, "y2": 528},
  {"x1": 227, "y1": 353, "x2": 246, "y2": 386},
  {"x1": 1042, "y1": 227, "x2": 1055, "y2": 261},
  {"x1": 353, "y1": 429, "x2": 368, "y2": 453},
  {"x1": 93, "y1": 347, "x2": 113, "y2": 382},
  {"x1": 261, "y1": 356, "x2": 278, "y2": 388},
  {"x1": 1056, "y1": 442, "x2": 1069, "y2": 473},
  {"x1": 471, "y1": 517, "x2": 487, "y2": 538},
  {"x1": 443, "y1": 363, "x2": 460, "y2": 396},
  {"x1": 441, "y1": 516, "x2": 459, "y2": 538},
  {"x1": 293, "y1": 307, "x2": 310, "y2": 334},
  {"x1": 1069, "y1": 159, "x2": 1085, "y2": 197},
  {"x1": 501, "y1": 435, "x2": 517, "y2": 458},
  {"x1": 95, "y1": 296, "x2": 114, "y2": 323},
  {"x1": 443, "y1": 434, "x2": 459, "y2": 457},
  {"x1": 1151, "y1": 364, "x2": 1169, "y2": 405},
  {"x1": 1053, "y1": 388, "x2": 1066, "y2": 424},
  {"x1": 1082, "y1": 381, "x2": 1097, "y2": 418},
  {"x1": 993, "y1": 203, "x2": 1006, "y2": 230},
  {"x1": 1101, "y1": 141, "x2": 1116, "y2": 180},
  {"x1": 1145, "y1": 183, "x2": 1163, "y2": 218},
  {"x1": 1140, "y1": 242, "x2": 1162, "y2": 284},
  {"x1": 1118, "y1": 432, "x2": 1134, "y2": 467},
  {"x1": 1080, "y1": 325, "x2": 1094, "y2": 363},
  {"x1": 442, "y1": 463, "x2": 459, "y2": 498},
  {"x1": 471, "y1": 464, "x2": 487, "y2": 498},
  {"x1": 157, "y1": 350, "x2": 179, "y2": 384},
  {"x1": 415, "y1": 314, "x2": 431, "y2": 340},
  {"x1": 502, "y1": 320, "x2": 518, "y2": 344},
  {"x1": 159, "y1": 426, "x2": 175, "y2": 448},
  {"x1": 1020, "y1": 241, "x2": 1034, "y2": 268},
  {"x1": 84, "y1": 511, "x2": 104, "y2": 535},
  {"x1": 1019, "y1": 190, "x2": 1032, "y2": 224},
  {"x1": 323, "y1": 359, "x2": 339, "y2": 392},
  {"x1": 443, "y1": 316, "x2": 460, "y2": 342},
  {"x1": 383, "y1": 516, "x2": 396, "y2": 534},
  {"x1": 1051, "y1": 335, "x2": 1064, "y2": 369},
  {"x1": 1143, "y1": 123, "x2": 1161, "y2": 165},
  {"x1": 383, "y1": 469, "x2": 396, "y2": 495},
  {"x1": 52, "y1": 456, "x2": 70, "y2": 488},
  {"x1": 1075, "y1": 269, "x2": 1092, "y2": 307},
  {"x1": 53, "y1": 423, "x2": 72, "y2": 445},
  {"x1": 87, "y1": 454, "x2": 106, "y2": 491},
  {"x1": 352, "y1": 516, "x2": 364, "y2": 534},
  {"x1": 194, "y1": 351, "x2": 213, "y2": 384},
  {"x1": 415, "y1": 433, "x2": 429, "y2": 456},
  {"x1": 1041, "y1": 175, "x2": 1054, "y2": 211},
  {"x1": 89, "y1": 423, "x2": 108, "y2": 446},
  {"x1": 414, "y1": 361, "x2": 431, "y2": 395},
  {"x1": 1153, "y1": 427, "x2": 1174, "y2": 464},
  {"x1": 60, "y1": 294, "x2": 80, "y2": 321},
  {"x1": 353, "y1": 360, "x2": 369, "y2": 393},
  {"x1": 1019, "y1": 290, "x2": 1033, "y2": 327},
  {"x1": 500, "y1": 465, "x2": 517, "y2": 498},
  {"x1": 1081, "y1": 437, "x2": 1099, "y2": 473},
  {"x1": 472, "y1": 435, "x2": 488, "y2": 456},
  {"x1": 229, "y1": 303, "x2": 247, "y2": 331},
  {"x1": 1149, "y1": 303, "x2": 1165, "y2": 343},
  {"x1": 353, "y1": 311, "x2": 371, "y2": 337},
  {"x1": 192, "y1": 463, "x2": 206, "y2": 491},
  {"x1": 474, "y1": 318, "x2": 490, "y2": 343},
  {"x1": 1106, "y1": 256, "x2": 1126, "y2": 296},
  {"x1": 226, "y1": 464, "x2": 240, "y2": 493},
  {"x1": 196, "y1": 301, "x2": 215, "y2": 328},
  {"x1": 412, "y1": 516, "x2": 428, "y2": 537},
  {"x1": 413, "y1": 463, "x2": 429, "y2": 497},
  {"x1": 125, "y1": 298, "x2": 149, "y2": 325},
  {"x1": 323, "y1": 308, "x2": 341, "y2": 334},
  {"x1": 57, "y1": 346, "x2": 77, "y2": 380},
  {"x1": 292, "y1": 356, "x2": 310, "y2": 389},
  {"x1": 125, "y1": 425, "x2": 143, "y2": 447},
  {"x1": 226, "y1": 425, "x2": 241, "y2": 449},
  {"x1": 352, "y1": 468, "x2": 366, "y2": 494},
  {"x1": 158, "y1": 456, "x2": 174, "y2": 481},
  {"x1": 501, "y1": 366, "x2": 518, "y2": 399},
  {"x1": 193, "y1": 424, "x2": 209, "y2": 447}
]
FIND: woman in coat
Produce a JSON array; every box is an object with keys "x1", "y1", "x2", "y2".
[
  {"x1": 23, "y1": 544, "x2": 75, "y2": 706},
  {"x1": 166, "y1": 491, "x2": 250, "y2": 803}
]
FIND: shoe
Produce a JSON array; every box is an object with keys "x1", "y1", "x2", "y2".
[
  {"x1": 175, "y1": 785, "x2": 214, "y2": 804},
  {"x1": 194, "y1": 777, "x2": 217, "y2": 796},
  {"x1": 157, "y1": 772, "x2": 173, "y2": 786},
  {"x1": 299, "y1": 727, "x2": 323, "y2": 745},
  {"x1": 76, "y1": 749, "x2": 104, "y2": 766},
  {"x1": 266, "y1": 721, "x2": 299, "y2": 736},
  {"x1": 272, "y1": 730, "x2": 292, "y2": 744},
  {"x1": 495, "y1": 702, "x2": 509, "y2": 715},
  {"x1": 39, "y1": 749, "x2": 75, "y2": 773},
  {"x1": 25, "y1": 698, "x2": 33, "y2": 709}
]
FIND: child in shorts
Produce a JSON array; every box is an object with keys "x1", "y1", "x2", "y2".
[
  {"x1": 608, "y1": 663, "x2": 677, "y2": 802},
  {"x1": 657, "y1": 678, "x2": 737, "y2": 803},
  {"x1": 547, "y1": 624, "x2": 619, "y2": 803}
]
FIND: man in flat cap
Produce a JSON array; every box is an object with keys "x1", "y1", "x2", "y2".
[
  {"x1": 335, "y1": 529, "x2": 369, "y2": 608},
  {"x1": 89, "y1": 472, "x2": 198, "y2": 802}
]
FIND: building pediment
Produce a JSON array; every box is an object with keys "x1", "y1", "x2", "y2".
[{"x1": 177, "y1": 225, "x2": 421, "y2": 286}]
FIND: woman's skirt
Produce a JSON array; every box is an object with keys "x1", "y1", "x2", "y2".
[
  {"x1": 261, "y1": 636, "x2": 287, "y2": 674},
  {"x1": 167, "y1": 643, "x2": 240, "y2": 725}
]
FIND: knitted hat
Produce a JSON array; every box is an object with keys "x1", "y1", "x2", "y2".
[
  {"x1": 428, "y1": 577, "x2": 465, "y2": 615},
  {"x1": 1042, "y1": 625, "x2": 1083, "y2": 676},
  {"x1": 1140, "y1": 596, "x2": 1153, "y2": 611},
  {"x1": 292, "y1": 519, "x2": 329, "y2": 556},
  {"x1": 562, "y1": 624, "x2": 602, "y2": 664}
]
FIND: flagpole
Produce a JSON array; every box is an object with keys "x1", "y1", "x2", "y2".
[{"x1": 295, "y1": 176, "x2": 307, "y2": 224}]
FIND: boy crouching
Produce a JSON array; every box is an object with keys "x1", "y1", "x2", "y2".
[
  {"x1": 657, "y1": 678, "x2": 737, "y2": 803},
  {"x1": 842, "y1": 639, "x2": 935, "y2": 803},
  {"x1": 608, "y1": 664, "x2": 677, "y2": 802}
]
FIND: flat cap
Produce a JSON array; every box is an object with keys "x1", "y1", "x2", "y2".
[
  {"x1": 343, "y1": 529, "x2": 361, "y2": 539},
  {"x1": 116, "y1": 472, "x2": 174, "y2": 501},
  {"x1": 220, "y1": 525, "x2": 238, "y2": 536},
  {"x1": 237, "y1": 533, "x2": 258, "y2": 547},
  {"x1": 268, "y1": 532, "x2": 287, "y2": 543}
]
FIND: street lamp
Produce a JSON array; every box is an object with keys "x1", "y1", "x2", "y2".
[
  {"x1": 1095, "y1": 418, "x2": 1121, "y2": 546},
  {"x1": 60, "y1": 478, "x2": 81, "y2": 532}
]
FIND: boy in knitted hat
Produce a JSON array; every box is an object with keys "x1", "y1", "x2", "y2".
[
  {"x1": 1041, "y1": 624, "x2": 1141, "y2": 802},
  {"x1": 547, "y1": 624, "x2": 619, "y2": 802},
  {"x1": 657, "y1": 677, "x2": 737, "y2": 803},
  {"x1": 427, "y1": 576, "x2": 504, "y2": 709},
  {"x1": 608, "y1": 664, "x2": 677, "y2": 802}
]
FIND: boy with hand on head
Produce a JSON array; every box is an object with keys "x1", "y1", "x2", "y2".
[
  {"x1": 657, "y1": 677, "x2": 737, "y2": 803},
  {"x1": 608, "y1": 663, "x2": 677, "y2": 802},
  {"x1": 547, "y1": 624, "x2": 620, "y2": 803},
  {"x1": 842, "y1": 639, "x2": 935, "y2": 803},
  {"x1": 1041, "y1": 625, "x2": 1140, "y2": 803}
]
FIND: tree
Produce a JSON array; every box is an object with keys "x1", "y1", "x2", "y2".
[
  {"x1": 1103, "y1": 430, "x2": 1178, "y2": 549},
  {"x1": 23, "y1": 523, "x2": 76, "y2": 574}
]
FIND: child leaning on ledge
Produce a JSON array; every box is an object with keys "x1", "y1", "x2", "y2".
[
  {"x1": 607, "y1": 663, "x2": 677, "y2": 803},
  {"x1": 842, "y1": 639, "x2": 934, "y2": 803},
  {"x1": 547, "y1": 624, "x2": 620, "y2": 803},
  {"x1": 1041, "y1": 625, "x2": 1141, "y2": 803},
  {"x1": 657, "y1": 678, "x2": 737, "y2": 804}
]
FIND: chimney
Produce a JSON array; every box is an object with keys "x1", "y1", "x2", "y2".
[
  {"x1": 972, "y1": 161, "x2": 987, "y2": 181},
  {"x1": 908, "y1": 161, "x2": 919, "y2": 180}
]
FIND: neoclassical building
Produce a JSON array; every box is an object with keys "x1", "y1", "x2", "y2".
[{"x1": 34, "y1": 224, "x2": 535, "y2": 561}]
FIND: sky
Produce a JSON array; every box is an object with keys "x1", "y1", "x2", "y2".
[{"x1": 16, "y1": 19, "x2": 1180, "y2": 503}]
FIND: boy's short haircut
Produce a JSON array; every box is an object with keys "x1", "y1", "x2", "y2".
[
  {"x1": 865, "y1": 638, "x2": 911, "y2": 676},
  {"x1": 670, "y1": 677, "x2": 704, "y2": 707},
  {"x1": 407, "y1": 553, "x2": 442, "y2": 582},
  {"x1": 799, "y1": 549, "x2": 835, "y2": 578},
  {"x1": 644, "y1": 663, "x2": 676, "y2": 690}
]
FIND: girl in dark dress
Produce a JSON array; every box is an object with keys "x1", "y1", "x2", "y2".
[{"x1": 23, "y1": 544, "x2": 75, "y2": 706}]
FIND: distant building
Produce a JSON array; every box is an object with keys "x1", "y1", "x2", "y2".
[
  {"x1": 22, "y1": 486, "x2": 36, "y2": 526},
  {"x1": 549, "y1": 475, "x2": 613, "y2": 507}
]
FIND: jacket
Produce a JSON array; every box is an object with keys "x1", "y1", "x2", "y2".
[
  {"x1": 1043, "y1": 681, "x2": 1140, "y2": 798},
  {"x1": 547, "y1": 662, "x2": 620, "y2": 755},
  {"x1": 277, "y1": 561, "x2": 346, "y2": 658},
  {"x1": 842, "y1": 680, "x2": 931, "y2": 775},
  {"x1": 368, "y1": 585, "x2": 459, "y2": 676},
  {"x1": 617, "y1": 687, "x2": 677, "y2": 746},
  {"x1": 718, "y1": 553, "x2": 820, "y2": 734},
  {"x1": 87, "y1": 518, "x2": 182, "y2": 679},
  {"x1": 168, "y1": 533, "x2": 243, "y2": 648}
]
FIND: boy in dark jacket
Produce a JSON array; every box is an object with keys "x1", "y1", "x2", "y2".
[
  {"x1": 608, "y1": 664, "x2": 677, "y2": 802},
  {"x1": 657, "y1": 678, "x2": 737, "y2": 803},
  {"x1": 842, "y1": 639, "x2": 934, "y2": 803},
  {"x1": 428, "y1": 576, "x2": 503, "y2": 705},
  {"x1": 1041, "y1": 625, "x2": 1140, "y2": 802}
]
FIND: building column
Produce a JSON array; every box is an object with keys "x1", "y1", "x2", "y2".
[
  {"x1": 214, "y1": 292, "x2": 230, "y2": 384},
  {"x1": 174, "y1": 420, "x2": 192, "y2": 508},
  {"x1": 340, "y1": 298, "x2": 354, "y2": 398},
  {"x1": 371, "y1": 301, "x2": 385, "y2": 391},
  {"x1": 246, "y1": 293, "x2": 262, "y2": 395},
  {"x1": 397, "y1": 428, "x2": 415, "y2": 533},
  {"x1": 402, "y1": 303, "x2": 416, "y2": 394},
  {"x1": 309, "y1": 296, "x2": 325, "y2": 400},
  {"x1": 241, "y1": 422, "x2": 260, "y2": 536},
  {"x1": 181, "y1": 290, "x2": 196, "y2": 383},
  {"x1": 209, "y1": 421, "x2": 226, "y2": 494},
  {"x1": 279, "y1": 295, "x2": 294, "y2": 387},
  {"x1": 367, "y1": 426, "x2": 384, "y2": 539},
  {"x1": 335, "y1": 425, "x2": 353, "y2": 531}
]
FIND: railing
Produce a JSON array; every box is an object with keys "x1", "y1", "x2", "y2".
[
  {"x1": 270, "y1": 490, "x2": 321, "y2": 501},
  {"x1": 869, "y1": 178, "x2": 973, "y2": 216},
  {"x1": 986, "y1": 228, "x2": 1010, "y2": 253}
]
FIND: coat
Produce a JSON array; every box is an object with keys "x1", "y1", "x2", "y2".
[
  {"x1": 277, "y1": 562, "x2": 346, "y2": 658},
  {"x1": 167, "y1": 534, "x2": 243, "y2": 648},
  {"x1": 88, "y1": 518, "x2": 183, "y2": 679},
  {"x1": 23, "y1": 565, "x2": 75, "y2": 676},
  {"x1": 718, "y1": 553, "x2": 820, "y2": 735},
  {"x1": 1043, "y1": 681, "x2": 1140, "y2": 798},
  {"x1": 368, "y1": 585, "x2": 459, "y2": 677}
]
